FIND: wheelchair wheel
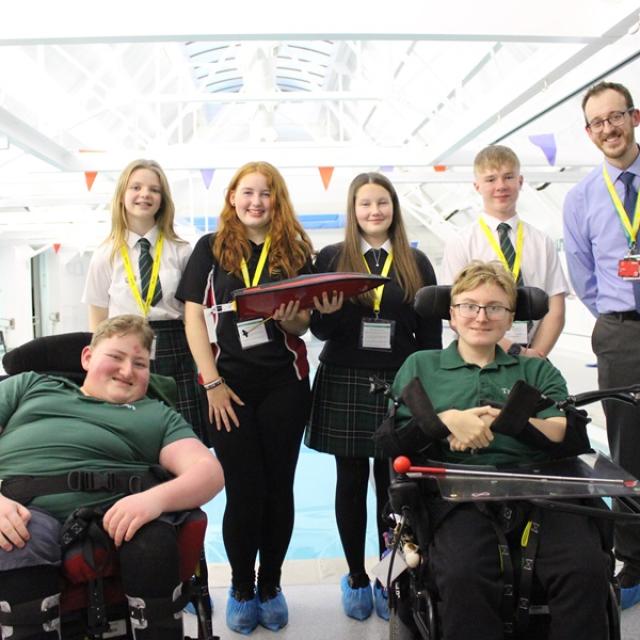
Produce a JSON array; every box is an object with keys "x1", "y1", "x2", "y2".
[
  {"x1": 390, "y1": 606, "x2": 418, "y2": 640},
  {"x1": 389, "y1": 572, "x2": 436, "y2": 640},
  {"x1": 606, "y1": 581, "x2": 621, "y2": 640}
]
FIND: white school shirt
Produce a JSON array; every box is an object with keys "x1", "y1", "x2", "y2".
[
  {"x1": 82, "y1": 226, "x2": 192, "y2": 321},
  {"x1": 440, "y1": 213, "x2": 569, "y2": 339}
]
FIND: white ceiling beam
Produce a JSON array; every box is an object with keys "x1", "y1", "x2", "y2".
[
  {"x1": 422, "y1": 12, "x2": 640, "y2": 163},
  {"x1": 1, "y1": 1, "x2": 635, "y2": 45},
  {"x1": 0, "y1": 106, "x2": 81, "y2": 171}
]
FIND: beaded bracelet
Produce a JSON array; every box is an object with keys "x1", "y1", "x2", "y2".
[{"x1": 202, "y1": 377, "x2": 225, "y2": 391}]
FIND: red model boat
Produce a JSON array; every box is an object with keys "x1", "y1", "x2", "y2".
[{"x1": 230, "y1": 272, "x2": 389, "y2": 320}]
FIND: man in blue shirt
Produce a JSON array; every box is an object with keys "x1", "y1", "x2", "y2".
[{"x1": 563, "y1": 80, "x2": 640, "y2": 609}]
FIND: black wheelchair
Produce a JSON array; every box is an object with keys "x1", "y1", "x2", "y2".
[
  {"x1": 373, "y1": 286, "x2": 640, "y2": 640},
  {"x1": 1, "y1": 333, "x2": 218, "y2": 640}
]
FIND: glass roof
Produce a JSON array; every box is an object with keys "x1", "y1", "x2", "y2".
[{"x1": 0, "y1": 0, "x2": 639, "y2": 255}]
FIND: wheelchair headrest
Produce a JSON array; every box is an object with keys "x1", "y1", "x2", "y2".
[
  {"x1": 2, "y1": 332, "x2": 92, "y2": 384},
  {"x1": 414, "y1": 285, "x2": 549, "y2": 321}
]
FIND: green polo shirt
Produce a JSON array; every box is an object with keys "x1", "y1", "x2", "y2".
[
  {"x1": 391, "y1": 342, "x2": 567, "y2": 466},
  {"x1": 0, "y1": 372, "x2": 197, "y2": 521}
]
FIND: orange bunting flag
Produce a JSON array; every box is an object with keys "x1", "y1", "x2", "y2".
[
  {"x1": 318, "y1": 166, "x2": 334, "y2": 190},
  {"x1": 84, "y1": 171, "x2": 98, "y2": 191},
  {"x1": 53, "y1": 243, "x2": 61, "y2": 254},
  {"x1": 433, "y1": 165, "x2": 447, "y2": 172}
]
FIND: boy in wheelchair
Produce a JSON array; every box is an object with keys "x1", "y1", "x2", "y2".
[
  {"x1": 0, "y1": 315, "x2": 224, "y2": 640},
  {"x1": 385, "y1": 261, "x2": 612, "y2": 640}
]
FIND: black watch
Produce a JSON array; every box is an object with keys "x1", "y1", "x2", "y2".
[{"x1": 507, "y1": 343, "x2": 523, "y2": 356}]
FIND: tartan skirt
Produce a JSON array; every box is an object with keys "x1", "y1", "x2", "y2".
[
  {"x1": 149, "y1": 319, "x2": 206, "y2": 443},
  {"x1": 305, "y1": 362, "x2": 398, "y2": 459}
]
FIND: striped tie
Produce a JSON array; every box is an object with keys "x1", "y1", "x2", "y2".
[
  {"x1": 497, "y1": 222, "x2": 523, "y2": 286},
  {"x1": 620, "y1": 171, "x2": 640, "y2": 312},
  {"x1": 138, "y1": 238, "x2": 162, "y2": 306}
]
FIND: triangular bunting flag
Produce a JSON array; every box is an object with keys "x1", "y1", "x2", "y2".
[
  {"x1": 318, "y1": 166, "x2": 334, "y2": 190},
  {"x1": 528, "y1": 134, "x2": 557, "y2": 166},
  {"x1": 53, "y1": 243, "x2": 61, "y2": 254},
  {"x1": 200, "y1": 169, "x2": 215, "y2": 190},
  {"x1": 84, "y1": 171, "x2": 97, "y2": 191}
]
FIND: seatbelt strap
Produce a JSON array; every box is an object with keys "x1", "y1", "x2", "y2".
[
  {"x1": 515, "y1": 508, "x2": 542, "y2": 635},
  {"x1": 0, "y1": 466, "x2": 172, "y2": 505},
  {"x1": 475, "y1": 503, "x2": 516, "y2": 637}
]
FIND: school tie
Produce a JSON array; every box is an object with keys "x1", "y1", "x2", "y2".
[
  {"x1": 619, "y1": 171, "x2": 640, "y2": 312},
  {"x1": 497, "y1": 222, "x2": 523, "y2": 286},
  {"x1": 138, "y1": 238, "x2": 162, "y2": 306},
  {"x1": 367, "y1": 248, "x2": 387, "y2": 274}
]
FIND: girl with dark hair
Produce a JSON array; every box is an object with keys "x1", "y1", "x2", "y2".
[
  {"x1": 306, "y1": 171, "x2": 442, "y2": 621},
  {"x1": 176, "y1": 161, "x2": 316, "y2": 635}
]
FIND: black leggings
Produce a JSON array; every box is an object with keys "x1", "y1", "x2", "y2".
[
  {"x1": 335, "y1": 456, "x2": 390, "y2": 579},
  {"x1": 208, "y1": 377, "x2": 310, "y2": 592}
]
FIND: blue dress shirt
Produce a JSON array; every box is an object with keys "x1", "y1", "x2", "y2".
[{"x1": 563, "y1": 152, "x2": 640, "y2": 316}]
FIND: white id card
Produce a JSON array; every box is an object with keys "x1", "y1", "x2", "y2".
[
  {"x1": 504, "y1": 321, "x2": 528, "y2": 345},
  {"x1": 203, "y1": 308, "x2": 218, "y2": 343},
  {"x1": 371, "y1": 548, "x2": 409, "y2": 587},
  {"x1": 149, "y1": 336, "x2": 157, "y2": 360},
  {"x1": 237, "y1": 318, "x2": 271, "y2": 350},
  {"x1": 360, "y1": 318, "x2": 394, "y2": 351}
]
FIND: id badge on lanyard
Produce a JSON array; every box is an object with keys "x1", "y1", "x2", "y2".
[
  {"x1": 603, "y1": 166, "x2": 640, "y2": 280},
  {"x1": 619, "y1": 254, "x2": 640, "y2": 280},
  {"x1": 360, "y1": 250, "x2": 394, "y2": 350},
  {"x1": 504, "y1": 321, "x2": 528, "y2": 345},
  {"x1": 360, "y1": 318, "x2": 395, "y2": 351},
  {"x1": 237, "y1": 318, "x2": 271, "y2": 349},
  {"x1": 237, "y1": 236, "x2": 273, "y2": 349}
]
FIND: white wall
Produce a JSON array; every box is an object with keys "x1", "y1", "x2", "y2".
[{"x1": 0, "y1": 241, "x2": 33, "y2": 349}]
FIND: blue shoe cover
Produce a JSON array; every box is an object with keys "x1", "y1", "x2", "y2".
[
  {"x1": 258, "y1": 590, "x2": 289, "y2": 631},
  {"x1": 340, "y1": 575, "x2": 373, "y2": 620},
  {"x1": 374, "y1": 582, "x2": 389, "y2": 621},
  {"x1": 226, "y1": 588, "x2": 258, "y2": 635},
  {"x1": 621, "y1": 583, "x2": 640, "y2": 610},
  {"x1": 184, "y1": 594, "x2": 213, "y2": 615}
]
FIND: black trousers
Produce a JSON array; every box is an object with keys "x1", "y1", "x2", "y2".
[
  {"x1": 207, "y1": 377, "x2": 310, "y2": 591},
  {"x1": 593, "y1": 314, "x2": 640, "y2": 575},
  {"x1": 427, "y1": 503, "x2": 610, "y2": 640},
  {"x1": 335, "y1": 456, "x2": 390, "y2": 578}
]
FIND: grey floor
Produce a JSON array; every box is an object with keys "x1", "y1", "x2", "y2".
[{"x1": 189, "y1": 580, "x2": 640, "y2": 640}]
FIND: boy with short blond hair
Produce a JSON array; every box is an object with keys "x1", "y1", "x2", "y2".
[{"x1": 441, "y1": 144, "x2": 569, "y2": 358}]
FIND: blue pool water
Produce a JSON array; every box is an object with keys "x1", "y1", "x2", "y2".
[{"x1": 201, "y1": 445, "x2": 380, "y2": 562}]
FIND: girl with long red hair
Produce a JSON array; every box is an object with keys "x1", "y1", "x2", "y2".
[{"x1": 177, "y1": 161, "x2": 314, "y2": 635}]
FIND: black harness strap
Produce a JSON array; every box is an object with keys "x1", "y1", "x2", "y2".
[
  {"x1": 0, "y1": 599, "x2": 59, "y2": 627},
  {"x1": 475, "y1": 503, "x2": 516, "y2": 637},
  {"x1": 515, "y1": 508, "x2": 542, "y2": 636},
  {"x1": 0, "y1": 465, "x2": 172, "y2": 505},
  {"x1": 128, "y1": 582, "x2": 191, "y2": 625}
]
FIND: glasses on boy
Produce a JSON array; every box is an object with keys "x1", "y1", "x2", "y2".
[{"x1": 451, "y1": 303, "x2": 513, "y2": 320}]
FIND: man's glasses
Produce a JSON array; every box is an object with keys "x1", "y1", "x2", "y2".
[
  {"x1": 586, "y1": 108, "x2": 636, "y2": 133},
  {"x1": 451, "y1": 303, "x2": 513, "y2": 320}
]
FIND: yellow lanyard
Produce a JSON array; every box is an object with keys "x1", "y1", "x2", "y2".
[
  {"x1": 362, "y1": 250, "x2": 394, "y2": 314},
  {"x1": 602, "y1": 165, "x2": 640, "y2": 248},
  {"x1": 479, "y1": 218, "x2": 524, "y2": 282},
  {"x1": 240, "y1": 235, "x2": 271, "y2": 287},
  {"x1": 120, "y1": 233, "x2": 164, "y2": 317}
]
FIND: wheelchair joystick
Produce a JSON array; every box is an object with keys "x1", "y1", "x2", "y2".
[{"x1": 393, "y1": 456, "x2": 412, "y2": 474}]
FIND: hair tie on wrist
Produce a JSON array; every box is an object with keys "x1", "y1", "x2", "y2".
[{"x1": 203, "y1": 377, "x2": 225, "y2": 391}]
